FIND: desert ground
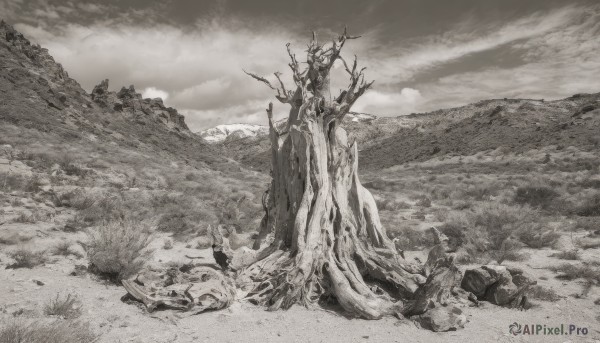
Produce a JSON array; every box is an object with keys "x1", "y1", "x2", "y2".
[
  {"x1": 1, "y1": 13, "x2": 600, "y2": 343},
  {"x1": 1, "y1": 144, "x2": 599, "y2": 342}
]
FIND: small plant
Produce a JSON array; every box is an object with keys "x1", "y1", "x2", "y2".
[
  {"x1": 7, "y1": 248, "x2": 47, "y2": 269},
  {"x1": 577, "y1": 239, "x2": 600, "y2": 250},
  {"x1": 163, "y1": 238, "x2": 173, "y2": 250},
  {"x1": 576, "y1": 193, "x2": 600, "y2": 217},
  {"x1": 52, "y1": 240, "x2": 73, "y2": 256},
  {"x1": 0, "y1": 320, "x2": 97, "y2": 343},
  {"x1": 549, "y1": 263, "x2": 600, "y2": 285},
  {"x1": 527, "y1": 285, "x2": 562, "y2": 302},
  {"x1": 514, "y1": 186, "x2": 558, "y2": 209},
  {"x1": 157, "y1": 210, "x2": 190, "y2": 234},
  {"x1": 13, "y1": 211, "x2": 39, "y2": 224},
  {"x1": 43, "y1": 293, "x2": 82, "y2": 319},
  {"x1": 415, "y1": 196, "x2": 432, "y2": 208},
  {"x1": 85, "y1": 220, "x2": 153, "y2": 282},
  {"x1": 516, "y1": 224, "x2": 560, "y2": 249},
  {"x1": 550, "y1": 250, "x2": 580, "y2": 260}
]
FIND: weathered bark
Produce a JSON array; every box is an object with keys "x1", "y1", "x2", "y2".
[
  {"x1": 239, "y1": 30, "x2": 461, "y2": 320},
  {"x1": 123, "y1": 29, "x2": 463, "y2": 325}
]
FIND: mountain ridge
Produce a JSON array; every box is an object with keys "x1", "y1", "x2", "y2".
[{"x1": 216, "y1": 93, "x2": 600, "y2": 172}]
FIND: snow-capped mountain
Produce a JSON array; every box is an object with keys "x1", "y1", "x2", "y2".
[
  {"x1": 198, "y1": 124, "x2": 269, "y2": 143},
  {"x1": 199, "y1": 112, "x2": 378, "y2": 143}
]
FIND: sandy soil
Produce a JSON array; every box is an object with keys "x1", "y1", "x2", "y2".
[{"x1": 1, "y1": 223, "x2": 599, "y2": 343}]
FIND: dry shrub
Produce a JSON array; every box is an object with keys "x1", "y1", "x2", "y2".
[
  {"x1": 573, "y1": 217, "x2": 600, "y2": 232},
  {"x1": 514, "y1": 186, "x2": 559, "y2": 209},
  {"x1": 85, "y1": 220, "x2": 153, "y2": 282},
  {"x1": 388, "y1": 227, "x2": 430, "y2": 250},
  {"x1": 7, "y1": 248, "x2": 47, "y2": 269},
  {"x1": 73, "y1": 195, "x2": 124, "y2": 227},
  {"x1": 157, "y1": 210, "x2": 191, "y2": 234},
  {"x1": 549, "y1": 263, "x2": 600, "y2": 284},
  {"x1": 51, "y1": 240, "x2": 73, "y2": 256},
  {"x1": 0, "y1": 172, "x2": 24, "y2": 192},
  {"x1": 0, "y1": 320, "x2": 97, "y2": 343},
  {"x1": 376, "y1": 198, "x2": 411, "y2": 211},
  {"x1": 527, "y1": 285, "x2": 562, "y2": 302},
  {"x1": 441, "y1": 203, "x2": 542, "y2": 263},
  {"x1": 43, "y1": 293, "x2": 82, "y2": 319},
  {"x1": 56, "y1": 190, "x2": 95, "y2": 210},
  {"x1": 516, "y1": 223, "x2": 560, "y2": 249},
  {"x1": 13, "y1": 211, "x2": 41, "y2": 223},
  {"x1": 550, "y1": 250, "x2": 580, "y2": 260},
  {"x1": 576, "y1": 193, "x2": 600, "y2": 217},
  {"x1": 415, "y1": 196, "x2": 432, "y2": 208},
  {"x1": 0, "y1": 232, "x2": 33, "y2": 245},
  {"x1": 163, "y1": 238, "x2": 173, "y2": 250},
  {"x1": 577, "y1": 238, "x2": 600, "y2": 250}
]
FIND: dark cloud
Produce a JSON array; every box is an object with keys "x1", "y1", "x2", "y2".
[{"x1": 2, "y1": 0, "x2": 599, "y2": 130}]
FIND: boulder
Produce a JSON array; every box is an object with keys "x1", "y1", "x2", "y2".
[
  {"x1": 414, "y1": 305, "x2": 467, "y2": 332},
  {"x1": 461, "y1": 265, "x2": 536, "y2": 308},
  {"x1": 461, "y1": 267, "x2": 497, "y2": 297},
  {"x1": 485, "y1": 278, "x2": 518, "y2": 306}
]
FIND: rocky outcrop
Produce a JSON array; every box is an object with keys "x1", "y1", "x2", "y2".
[
  {"x1": 0, "y1": 20, "x2": 89, "y2": 111},
  {"x1": 461, "y1": 265, "x2": 536, "y2": 308},
  {"x1": 90, "y1": 80, "x2": 189, "y2": 133}
]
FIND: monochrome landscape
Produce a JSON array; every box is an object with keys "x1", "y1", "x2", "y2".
[{"x1": 0, "y1": 1, "x2": 599, "y2": 342}]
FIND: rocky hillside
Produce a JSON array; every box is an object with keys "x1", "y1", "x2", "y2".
[
  {"x1": 0, "y1": 20, "x2": 236, "y2": 168},
  {"x1": 0, "y1": 20, "x2": 267, "y2": 235},
  {"x1": 217, "y1": 94, "x2": 600, "y2": 172}
]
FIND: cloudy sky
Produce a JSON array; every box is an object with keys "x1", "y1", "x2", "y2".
[{"x1": 2, "y1": 0, "x2": 599, "y2": 131}]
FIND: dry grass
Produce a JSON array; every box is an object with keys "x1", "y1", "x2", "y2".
[
  {"x1": 577, "y1": 238, "x2": 600, "y2": 250},
  {"x1": 550, "y1": 250, "x2": 581, "y2": 260},
  {"x1": 43, "y1": 293, "x2": 82, "y2": 319},
  {"x1": 527, "y1": 285, "x2": 562, "y2": 302},
  {"x1": 514, "y1": 186, "x2": 558, "y2": 209},
  {"x1": 7, "y1": 247, "x2": 47, "y2": 269},
  {"x1": 0, "y1": 232, "x2": 32, "y2": 245},
  {"x1": 549, "y1": 263, "x2": 600, "y2": 284},
  {"x1": 0, "y1": 320, "x2": 97, "y2": 343},
  {"x1": 576, "y1": 193, "x2": 600, "y2": 217},
  {"x1": 51, "y1": 240, "x2": 81, "y2": 258},
  {"x1": 84, "y1": 220, "x2": 153, "y2": 282}
]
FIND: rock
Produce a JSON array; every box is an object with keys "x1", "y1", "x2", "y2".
[
  {"x1": 414, "y1": 305, "x2": 467, "y2": 332},
  {"x1": 485, "y1": 278, "x2": 518, "y2": 306},
  {"x1": 32, "y1": 279, "x2": 44, "y2": 286},
  {"x1": 461, "y1": 265, "x2": 536, "y2": 308},
  {"x1": 461, "y1": 267, "x2": 497, "y2": 298},
  {"x1": 89, "y1": 80, "x2": 189, "y2": 132}
]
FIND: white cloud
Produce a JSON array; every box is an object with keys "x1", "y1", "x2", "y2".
[
  {"x1": 14, "y1": 20, "x2": 304, "y2": 130},
  {"x1": 354, "y1": 88, "x2": 423, "y2": 115},
  {"x1": 9, "y1": 2, "x2": 599, "y2": 130},
  {"x1": 141, "y1": 87, "x2": 169, "y2": 101},
  {"x1": 412, "y1": 5, "x2": 600, "y2": 112},
  {"x1": 355, "y1": 5, "x2": 586, "y2": 85}
]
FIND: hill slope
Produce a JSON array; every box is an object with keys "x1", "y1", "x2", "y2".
[
  {"x1": 217, "y1": 94, "x2": 600, "y2": 172},
  {"x1": 0, "y1": 20, "x2": 267, "y2": 237}
]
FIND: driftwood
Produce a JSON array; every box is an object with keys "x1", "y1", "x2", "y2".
[{"x1": 122, "y1": 265, "x2": 236, "y2": 314}]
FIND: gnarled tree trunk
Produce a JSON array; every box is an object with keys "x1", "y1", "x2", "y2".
[
  {"x1": 123, "y1": 30, "x2": 464, "y2": 326},
  {"x1": 239, "y1": 30, "x2": 461, "y2": 320}
]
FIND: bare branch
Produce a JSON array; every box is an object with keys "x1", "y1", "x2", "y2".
[
  {"x1": 244, "y1": 70, "x2": 292, "y2": 104},
  {"x1": 243, "y1": 69, "x2": 276, "y2": 91}
]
